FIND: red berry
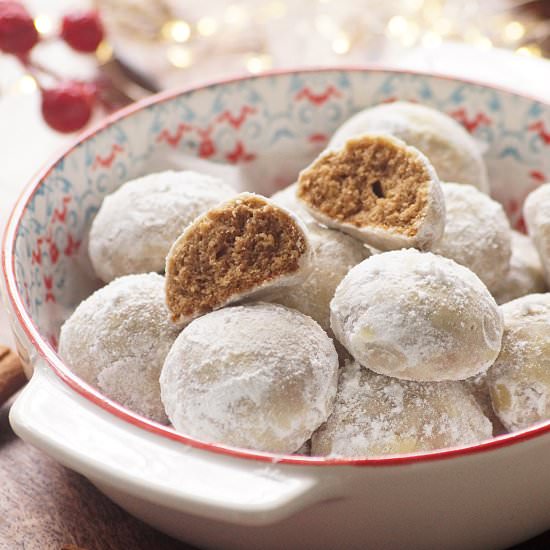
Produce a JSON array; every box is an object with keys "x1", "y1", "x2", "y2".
[
  {"x1": 60, "y1": 10, "x2": 104, "y2": 53},
  {"x1": 0, "y1": 1, "x2": 39, "y2": 55},
  {"x1": 41, "y1": 81, "x2": 96, "y2": 133}
]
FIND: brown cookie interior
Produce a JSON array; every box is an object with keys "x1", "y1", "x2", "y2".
[
  {"x1": 297, "y1": 135, "x2": 432, "y2": 236},
  {"x1": 166, "y1": 195, "x2": 308, "y2": 322}
]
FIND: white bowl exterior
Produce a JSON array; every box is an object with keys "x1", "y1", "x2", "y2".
[{"x1": 4, "y1": 69, "x2": 550, "y2": 548}]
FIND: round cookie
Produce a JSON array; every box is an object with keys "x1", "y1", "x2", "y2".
[
  {"x1": 89, "y1": 170, "x2": 236, "y2": 282},
  {"x1": 270, "y1": 182, "x2": 314, "y2": 223},
  {"x1": 330, "y1": 101, "x2": 489, "y2": 193},
  {"x1": 165, "y1": 193, "x2": 313, "y2": 325},
  {"x1": 267, "y1": 221, "x2": 369, "y2": 334},
  {"x1": 330, "y1": 249, "x2": 503, "y2": 381},
  {"x1": 523, "y1": 183, "x2": 550, "y2": 285},
  {"x1": 58, "y1": 273, "x2": 180, "y2": 423},
  {"x1": 311, "y1": 360, "x2": 492, "y2": 457},
  {"x1": 160, "y1": 303, "x2": 339, "y2": 453},
  {"x1": 296, "y1": 133, "x2": 445, "y2": 251},
  {"x1": 493, "y1": 230, "x2": 547, "y2": 305},
  {"x1": 431, "y1": 182, "x2": 512, "y2": 294},
  {"x1": 487, "y1": 294, "x2": 550, "y2": 432}
]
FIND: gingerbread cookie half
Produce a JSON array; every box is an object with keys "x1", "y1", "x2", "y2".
[
  {"x1": 165, "y1": 193, "x2": 312, "y2": 325},
  {"x1": 329, "y1": 101, "x2": 490, "y2": 193},
  {"x1": 296, "y1": 133, "x2": 445, "y2": 251}
]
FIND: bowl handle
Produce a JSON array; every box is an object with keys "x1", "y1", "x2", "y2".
[{"x1": 10, "y1": 361, "x2": 327, "y2": 526}]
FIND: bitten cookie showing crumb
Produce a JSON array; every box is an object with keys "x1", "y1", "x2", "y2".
[
  {"x1": 89, "y1": 170, "x2": 236, "y2": 282},
  {"x1": 523, "y1": 183, "x2": 550, "y2": 286},
  {"x1": 58, "y1": 273, "x2": 180, "y2": 423},
  {"x1": 432, "y1": 182, "x2": 512, "y2": 294},
  {"x1": 165, "y1": 193, "x2": 313, "y2": 325},
  {"x1": 267, "y1": 221, "x2": 369, "y2": 335},
  {"x1": 330, "y1": 101, "x2": 490, "y2": 193},
  {"x1": 160, "y1": 303, "x2": 339, "y2": 453},
  {"x1": 311, "y1": 360, "x2": 492, "y2": 457},
  {"x1": 330, "y1": 249, "x2": 503, "y2": 381},
  {"x1": 297, "y1": 133, "x2": 445, "y2": 251},
  {"x1": 487, "y1": 294, "x2": 550, "y2": 431},
  {"x1": 493, "y1": 230, "x2": 547, "y2": 305}
]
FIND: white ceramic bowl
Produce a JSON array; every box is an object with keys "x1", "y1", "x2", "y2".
[{"x1": 2, "y1": 68, "x2": 550, "y2": 550}]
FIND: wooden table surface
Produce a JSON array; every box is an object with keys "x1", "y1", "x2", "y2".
[
  {"x1": 1, "y1": 391, "x2": 550, "y2": 550},
  {"x1": 0, "y1": 395, "x2": 195, "y2": 550}
]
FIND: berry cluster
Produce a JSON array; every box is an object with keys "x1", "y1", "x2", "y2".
[{"x1": 0, "y1": 1, "x2": 105, "y2": 132}]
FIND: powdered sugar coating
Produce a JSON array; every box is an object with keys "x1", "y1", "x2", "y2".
[
  {"x1": 499, "y1": 292, "x2": 550, "y2": 323},
  {"x1": 58, "y1": 273, "x2": 180, "y2": 423},
  {"x1": 267, "y1": 222, "x2": 369, "y2": 334},
  {"x1": 524, "y1": 183, "x2": 550, "y2": 286},
  {"x1": 330, "y1": 101, "x2": 489, "y2": 193},
  {"x1": 432, "y1": 183, "x2": 512, "y2": 293},
  {"x1": 487, "y1": 294, "x2": 550, "y2": 431},
  {"x1": 160, "y1": 302, "x2": 339, "y2": 453},
  {"x1": 89, "y1": 170, "x2": 236, "y2": 282},
  {"x1": 311, "y1": 360, "x2": 492, "y2": 457},
  {"x1": 493, "y1": 230, "x2": 547, "y2": 304},
  {"x1": 330, "y1": 249, "x2": 503, "y2": 381},
  {"x1": 270, "y1": 182, "x2": 314, "y2": 223}
]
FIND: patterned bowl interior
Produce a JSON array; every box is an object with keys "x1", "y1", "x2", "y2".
[{"x1": 9, "y1": 69, "x2": 550, "y2": 348}]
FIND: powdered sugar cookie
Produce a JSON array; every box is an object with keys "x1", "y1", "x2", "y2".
[
  {"x1": 493, "y1": 230, "x2": 547, "y2": 304},
  {"x1": 432, "y1": 183, "x2": 512, "y2": 294},
  {"x1": 160, "y1": 303, "x2": 339, "y2": 453},
  {"x1": 523, "y1": 183, "x2": 550, "y2": 285},
  {"x1": 270, "y1": 182, "x2": 314, "y2": 223},
  {"x1": 330, "y1": 249, "x2": 503, "y2": 381},
  {"x1": 330, "y1": 101, "x2": 489, "y2": 193},
  {"x1": 58, "y1": 273, "x2": 179, "y2": 423},
  {"x1": 267, "y1": 221, "x2": 369, "y2": 334},
  {"x1": 297, "y1": 133, "x2": 445, "y2": 251},
  {"x1": 311, "y1": 360, "x2": 492, "y2": 457},
  {"x1": 89, "y1": 170, "x2": 236, "y2": 282},
  {"x1": 487, "y1": 293, "x2": 550, "y2": 431},
  {"x1": 165, "y1": 193, "x2": 313, "y2": 325}
]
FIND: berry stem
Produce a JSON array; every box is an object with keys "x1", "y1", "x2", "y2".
[{"x1": 25, "y1": 58, "x2": 65, "y2": 83}]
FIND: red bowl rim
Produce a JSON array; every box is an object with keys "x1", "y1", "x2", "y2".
[{"x1": 3, "y1": 65, "x2": 550, "y2": 467}]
